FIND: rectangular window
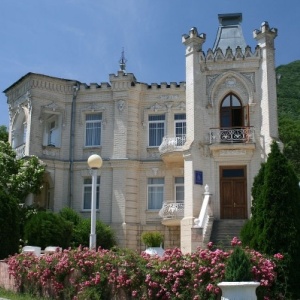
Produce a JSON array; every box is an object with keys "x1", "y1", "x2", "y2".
[
  {"x1": 148, "y1": 115, "x2": 165, "y2": 147},
  {"x1": 83, "y1": 177, "x2": 100, "y2": 210},
  {"x1": 175, "y1": 177, "x2": 184, "y2": 203},
  {"x1": 147, "y1": 178, "x2": 164, "y2": 210},
  {"x1": 85, "y1": 113, "x2": 102, "y2": 146},
  {"x1": 174, "y1": 114, "x2": 186, "y2": 146},
  {"x1": 48, "y1": 120, "x2": 56, "y2": 146}
]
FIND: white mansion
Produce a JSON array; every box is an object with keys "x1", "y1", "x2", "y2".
[{"x1": 4, "y1": 13, "x2": 279, "y2": 253}]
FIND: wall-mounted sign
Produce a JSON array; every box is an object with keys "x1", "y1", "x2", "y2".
[{"x1": 195, "y1": 170, "x2": 203, "y2": 185}]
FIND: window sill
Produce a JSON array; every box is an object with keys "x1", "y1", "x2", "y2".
[
  {"x1": 80, "y1": 210, "x2": 100, "y2": 213},
  {"x1": 42, "y1": 145, "x2": 61, "y2": 149},
  {"x1": 84, "y1": 145, "x2": 102, "y2": 149}
]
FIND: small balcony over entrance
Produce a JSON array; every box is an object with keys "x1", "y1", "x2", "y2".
[
  {"x1": 209, "y1": 127, "x2": 255, "y2": 144},
  {"x1": 158, "y1": 136, "x2": 185, "y2": 164},
  {"x1": 158, "y1": 202, "x2": 184, "y2": 226}
]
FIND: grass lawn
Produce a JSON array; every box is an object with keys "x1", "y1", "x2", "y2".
[{"x1": 0, "y1": 287, "x2": 47, "y2": 300}]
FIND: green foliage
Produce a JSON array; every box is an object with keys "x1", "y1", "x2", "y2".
[
  {"x1": 72, "y1": 218, "x2": 116, "y2": 249},
  {"x1": 141, "y1": 231, "x2": 164, "y2": 247},
  {"x1": 279, "y1": 116, "x2": 300, "y2": 177},
  {"x1": 0, "y1": 141, "x2": 45, "y2": 202},
  {"x1": 0, "y1": 125, "x2": 8, "y2": 142},
  {"x1": 59, "y1": 206, "x2": 82, "y2": 226},
  {"x1": 24, "y1": 211, "x2": 73, "y2": 249},
  {"x1": 0, "y1": 190, "x2": 20, "y2": 259},
  {"x1": 224, "y1": 246, "x2": 252, "y2": 282},
  {"x1": 277, "y1": 60, "x2": 300, "y2": 178},
  {"x1": 241, "y1": 141, "x2": 300, "y2": 297}
]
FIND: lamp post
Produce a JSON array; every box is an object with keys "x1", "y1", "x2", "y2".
[{"x1": 87, "y1": 154, "x2": 103, "y2": 250}]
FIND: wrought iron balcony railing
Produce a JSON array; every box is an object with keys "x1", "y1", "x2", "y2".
[
  {"x1": 158, "y1": 136, "x2": 186, "y2": 154},
  {"x1": 159, "y1": 202, "x2": 184, "y2": 220},
  {"x1": 209, "y1": 127, "x2": 255, "y2": 144}
]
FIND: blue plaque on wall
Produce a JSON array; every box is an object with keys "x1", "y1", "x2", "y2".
[{"x1": 195, "y1": 171, "x2": 203, "y2": 185}]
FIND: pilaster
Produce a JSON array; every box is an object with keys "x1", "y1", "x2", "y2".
[{"x1": 253, "y1": 22, "x2": 278, "y2": 154}]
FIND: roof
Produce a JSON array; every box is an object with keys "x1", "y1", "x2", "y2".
[
  {"x1": 212, "y1": 13, "x2": 247, "y2": 54},
  {"x1": 3, "y1": 72, "x2": 78, "y2": 94}
]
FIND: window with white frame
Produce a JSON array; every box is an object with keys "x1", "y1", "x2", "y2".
[
  {"x1": 85, "y1": 113, "x2": 102, "y2": 147},
  {"x1": 174, "y1": 114, "x2": 186, "y2": 146},
  {"x1": 12, "y1": 112, "x2": 26, "y2": 148},
  {"x1": 43, "y1": 114, "x2": 61, "y2": 147},
  {"x1": 175, "y1": 177, "x2": 184, "y2": 203},
  {"x1": 48, "y1": 120, "x2": 56, "y2": 146},
  {"x1": 83, "y1": 176, "x2": 100, "y2": 210},
  {"x1": 148, "y1": 114, "x2": 165, "y2": 147},
  {"x1": 147, "y1": 178, "x2": 164, "y2": 210}
]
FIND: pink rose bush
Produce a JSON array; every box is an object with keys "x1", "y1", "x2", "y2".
[{"x1": 6, "y1": 238, "x2": 286, "y2": 299}]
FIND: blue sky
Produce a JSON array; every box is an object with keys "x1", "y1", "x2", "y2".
[{"x1": 1, "y1": 0, "x2": 300, "y2": 127}]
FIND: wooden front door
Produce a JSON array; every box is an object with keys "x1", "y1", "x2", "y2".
[{"x1": 220, "y1": 166, "x2": 247, "y2": 219}]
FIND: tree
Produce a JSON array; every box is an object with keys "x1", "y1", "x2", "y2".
[
  {"x1": 0, "y1": 125, "x2": 8, "y2": 142},
  {"x1": 0, "y1": 141, "x2": 45, "y2": 201},
  {"x1": 0, "y1": 190, "x2": 19, "y2": 259},
  {"x1": 0, "y1": 141, "x2": 45, "y2": 258},
  {"x1": 241, "y1": 141, "x2": 300, "y2": 297},
  {"x1": 24, "y1": 211, "x2": 73, "y2": 249}
]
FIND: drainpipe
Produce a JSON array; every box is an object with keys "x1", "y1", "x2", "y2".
[{"x1": 68, "y1": 83, "x2": 79, "y2": 208}]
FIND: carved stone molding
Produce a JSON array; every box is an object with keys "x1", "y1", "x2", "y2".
[
  {"x1": 157, "y1": 94, "x2": 179, "y2": 100},
  {"x1": 117, "y1": 100, "x2": 125, "y2": 112},
  {"x1": 80, "y1": 103, "x2": 107, "y2": 128},
  {"x1": 206, "y1": 74, "x2": 220, "y2": 88},
  {"x1": 225, "y1": 77, "x2": 237, "y2": 88},
  {"x1": 219, "y1": 149, "x2": 247, "y2": 156}
]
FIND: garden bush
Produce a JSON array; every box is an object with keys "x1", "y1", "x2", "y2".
[
  {"x1": 0, "y1": 190, "x2": 19, "y2": 259},
  {"x1": 24, "y1": 211, "x2": 73, "y2": 249},
  {"x1": 72, "y1": 218, "x2": 116, "y2": 249},
  {"x1": 59, "y1": 207, "x2": 82, "y2": 226},
  {"x1": 6, "y1": 238, "x2": 287, "y2": 300},
  {"x1": 141, "y1": 231, "x2": 164, "y2": 247},
  {"x1": 224, "y1": 246, "x2": 251, "y2": 281}
]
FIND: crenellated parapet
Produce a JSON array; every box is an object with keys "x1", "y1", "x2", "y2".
[
  {"x1": 199, "y1": 45, "x2": 260, "y2": 64},
  {"x1": 182, "y1": 27, "x2": 206, "y2": 54},
  {"x1": 144, "y1": 82, "x2": 185, "y2": 91},
  {"x1": 253, "y1": 21, "x2": 277, "y2": 48},
  {"x1": 79, "y1": 82, "x2": 111, "y2": 91}
]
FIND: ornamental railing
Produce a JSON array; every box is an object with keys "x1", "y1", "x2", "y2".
[
  {"x1": 194, "y1": 185, "x2": 212, "y2": 238},
  {"x1": 209, "y1": 127, "x2": 255, "y2": 144},
  {"x1": 159, "y1": 202, "x2": 184, "y2": 220},
  {"x1": 15, "y1": 143, "x2": 26, "y2": 159},
  {"x1": 158, "y1": 136, "x2": 186, "y2": 154}
]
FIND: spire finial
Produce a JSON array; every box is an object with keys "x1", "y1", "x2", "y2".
[{"x1": 119, "y1": 48, "x2": 127, "y2": 72}]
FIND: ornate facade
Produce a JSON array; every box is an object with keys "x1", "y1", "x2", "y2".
[{"x1": 4, "y1": 14, "x2": 279, "y2": 253}]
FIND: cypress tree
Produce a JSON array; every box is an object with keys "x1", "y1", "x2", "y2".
[{"x1": 241, "y1": 141, "x2": 300, "y2": 297}]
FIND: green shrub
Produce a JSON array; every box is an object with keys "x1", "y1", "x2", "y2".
[
  {"x1": 59, "y1": 207, "x2": 82, "y2": 226},
  {"x1": 24, "y1": 211, "x2": 73, "y2": 249},
  {"x1": 225, "y1": 246, "x2": 252, "y2": 282},
  {"x1": 0, "y1": 191, "x2": 20, "y2": 259},
  {"x1": 72, "y1": 218, "x2": 115, "y2": 249},
  {"x1": 141, "y1": 231, "x2": 164, "y2": 247}
]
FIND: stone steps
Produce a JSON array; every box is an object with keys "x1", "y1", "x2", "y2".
[{"x1": 210, "y1": 219, "x2": 246, "y2": 250}]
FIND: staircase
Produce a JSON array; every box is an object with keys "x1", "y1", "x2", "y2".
[{"x1": 210, "y1": 219, "x2": 246, "y2": 250}]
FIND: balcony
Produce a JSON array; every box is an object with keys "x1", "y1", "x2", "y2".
[
  {"x1": 158, "y1": 136, "x2": 186, "y2": 164},
  {"x1": 209, "y1": 127, "x2": 255, "y2": 144},
  {"x1": 159, "y1": 202, "x2": 184, "y2": 226},
  {"x1": 14, "y1": 144, "x2": 26, "y2": 159},
  {"x1": 208, "y1": 127, "x2": 256, "y2": 158}
]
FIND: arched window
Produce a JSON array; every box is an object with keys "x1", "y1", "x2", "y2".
[{"x1": 220, "y1": 94, "x2": 243, "y2": 128}]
